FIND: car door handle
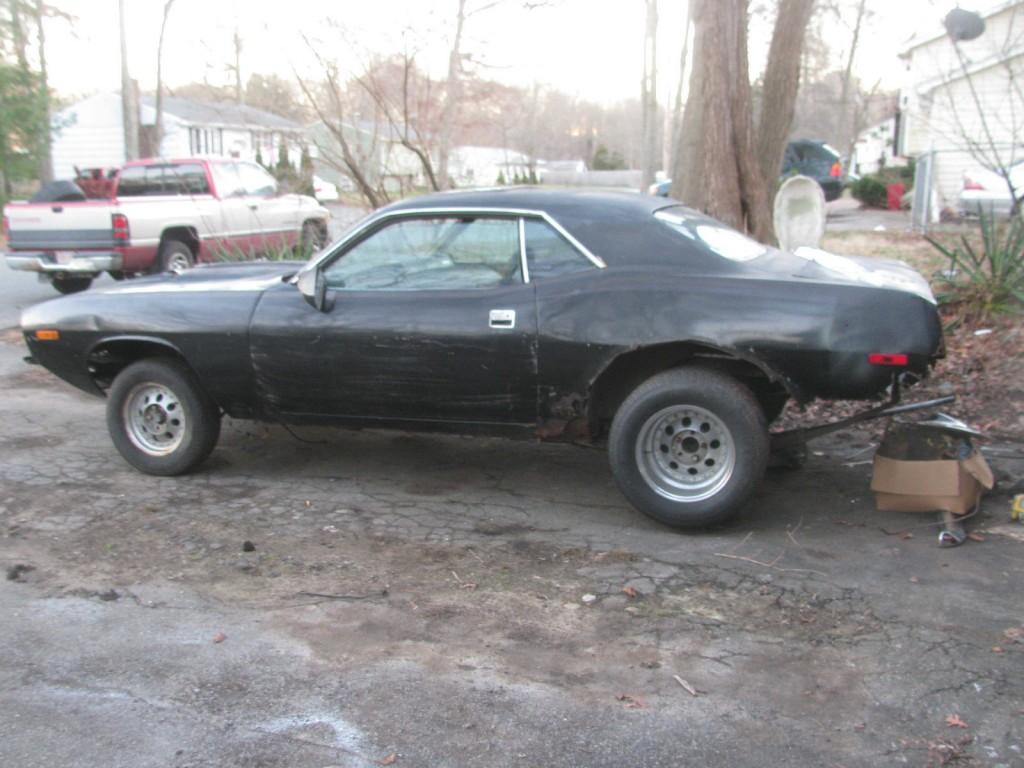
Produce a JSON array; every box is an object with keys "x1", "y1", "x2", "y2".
[{"x1": 488, "y1": 309, "x2": 516, "y2": 329}]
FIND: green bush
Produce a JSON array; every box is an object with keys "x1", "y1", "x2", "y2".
[
  {"x1": 927, "y1": 210, "x2": 1024, "y2": 320},
  {"x1": 850, "y1": 175, "x2": 888, "y2": 208}
]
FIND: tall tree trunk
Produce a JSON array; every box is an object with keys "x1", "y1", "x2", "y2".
[
  {"x1": 118, "y1": 0, "x2": 139, "y2": 160},
  {"x1": 33, "y1": 0, "x2": 52, "y2": 182},
  {"x1": 640, "y1": 0, "x2": 659, "y2": 189},
  {"x1": 755, "y1": 0, "x2": 816, "y2": 225},
  {"x1": 437, "y1": 0, "x2": 466, "y2": 190},
  {"x1": 154, "y1": 0, "x2": 175, "y2": 156},
  {"x1": 730, "y1": 0, "x2": 772, "y2": 241}
]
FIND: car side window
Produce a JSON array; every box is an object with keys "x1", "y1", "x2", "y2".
[
  {"x1": 117, "y1": 166, "x2": 159, "y2": 196},
  {"x1": 211, "y1": 163, "x2": 244, "y2": 197},
  {"x1": 166, "y1": 163, "x2": 211, "y2": 195},
  {"x1": 238, "y1": 163, "x2": 277, "y2": 197},
  {"x1": 523, "y1": 218, "x2": 594, "y2": 279},
  {"x1": 323, "y1": 216, "x2": 522, "y2": 291}
]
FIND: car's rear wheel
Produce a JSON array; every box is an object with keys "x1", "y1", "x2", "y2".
[
  {"x1": 608, "y1": 367, "x2": 769, "y2": 529},
  {"x1": 299, "y1": 220, "x2": 326, "y2": 258},
  {"x1": 158, "y1": 239, "x2": 194, "y2": 274},
  {"x1": 52, "y1": 277, "x2": 93, "y2": 294},
  {"x1": 106, "y1": 358, "x2": 221, "y2": 476}
]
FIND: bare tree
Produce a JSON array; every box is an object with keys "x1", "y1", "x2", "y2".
[
  {"x1": 667, "y1": 6, "x2": 692, "y2": 179},
  {"x1": 295, "y1": 38, "x2": 387, "y2": 208},
  {"x1": 639, "y1": 0, "x2": 659, "y2": 189},
  {"x1": 436, "y1": 0, "x2": 467, "y2": 190},
  {"x1": 153, "y1": 0, "x2": 175, "y2": 155},
  {"x1": 834, "y1": 0, "x2": 868, "y2": 164},
  {"x1": 356, "y1": 52, "x2": 441, "y2": 191},
  {"x1": 118, "y1": 0, "x2": 138, "y2": 160}
]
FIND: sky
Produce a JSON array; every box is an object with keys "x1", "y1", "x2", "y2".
[{"x1": 40, "y1": 0, "x2": 959, "y2": 107}]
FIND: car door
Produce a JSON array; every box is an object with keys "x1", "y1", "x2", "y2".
[
  {"x1": 249, "y1": 213, "x2": 538, "y2": 428},
  {"x1": 237, "y1": 161, "x2": 297, "y2": 252}
]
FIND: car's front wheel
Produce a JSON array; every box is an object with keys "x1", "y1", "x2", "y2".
[
  {"x1": 106, "y1": 358, "x2": 221, "y2": 476},
  {"x1": 608, "y1": 367, "x2": 769, "y2": 529}
]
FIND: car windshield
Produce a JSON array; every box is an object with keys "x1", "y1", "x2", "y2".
[{"x1": 654, "y1": 206, "x2": 769, "y2": 263}]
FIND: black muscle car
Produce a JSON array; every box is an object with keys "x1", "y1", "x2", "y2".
[{"x1": 20, "y1": 189, "x2": 943, "y2": 528}]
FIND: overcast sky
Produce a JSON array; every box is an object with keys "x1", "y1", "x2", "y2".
[{"x1": 43, "y1": 0, "x2": 958, "y2": 106}]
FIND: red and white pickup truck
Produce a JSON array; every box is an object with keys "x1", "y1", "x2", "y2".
[{"x1": 2, "y1": 158, "x2": 330, "y2": 294}]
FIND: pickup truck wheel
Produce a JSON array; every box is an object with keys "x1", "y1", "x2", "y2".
[
  {"x1": 299, "y1": 221, "x2": 326, "y2": 257},
  {"x1": 158, "y1": 239, "x2": 194, "y2": 274},
  {"x1": 107, "y1": 358, "x2": 221, "y2": 476},
  {"x1": 608, "y1": 367, "x2": 769, "y2": 529},
  {"x1": 52, "y1": 277, "x2": 93, "y2": 294}
]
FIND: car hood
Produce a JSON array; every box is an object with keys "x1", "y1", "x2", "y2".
[{"x1": 94, "y1": 261, "x2": 304, "y2": 295}]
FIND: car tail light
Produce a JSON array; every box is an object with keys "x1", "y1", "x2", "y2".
[
  {"x1": 111, "y1": 213, "x2": 130, "y2": 243},
  {"x1": 829, "y1": 162, "x2": 842, "y2": 178},
  {"x1": 963, "y1": 176, "x2": 985, "y2": 191},
  {"x1": 868, "y1": 353, "x2": 909, "y2": 366}
]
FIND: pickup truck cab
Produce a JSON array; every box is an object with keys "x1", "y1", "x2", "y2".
[{"x1": 3, "y1": 158, "x2": 330, "y2": 294}]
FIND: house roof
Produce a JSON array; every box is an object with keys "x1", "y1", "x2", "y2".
[
  {"x1": 899, "y1": 0, "x2": 1022, "y2": 56},
  {"x1": 141, "y1": 95, "x2": 302, "y2": 132}
]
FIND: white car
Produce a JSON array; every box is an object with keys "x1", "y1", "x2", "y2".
[
  {"x1": 313, "y1": 175, "x2": 339, "y2": 203},
  {"x1": 957, "y1": 161, "x2": 1024, "y2": 217}
]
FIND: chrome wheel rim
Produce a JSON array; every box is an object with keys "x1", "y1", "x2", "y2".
[
  {"x1": 123, "y1": 382, "x2": 186, "y2": 456},
  {"x1": 635, "y1": 405, "x2": 735, "y2": 502},
  {"x1": 166, "y1": 252, "x2": 191, "y2": 274}
]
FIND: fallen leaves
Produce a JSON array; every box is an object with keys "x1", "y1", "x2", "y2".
[
  {"x1": 616, "y1": 693, "x2": 646, "y2": 709},
  {"x1": 622, "y1": 585, "x2": 638, "y2": 598},
  {"x1": 212, "y1": 632, "x2": 227, "y2": 644},
  {"x1": 945, "y1": 714, "x2": 969, "y2": 729},
  {"x1": 377, "y1": 752, "x2": 397, "y2": 766},
  {"x1": 1003, "y1": 626, "x2": 1024, "y2": 643}
]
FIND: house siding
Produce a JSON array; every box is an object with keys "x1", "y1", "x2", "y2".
[
  {"x1": 50, "y1": 93, "x2": 129, "y2": 179},
  {"x1": 899, "y1": 2, "x2": 1024, "y2": 206}
]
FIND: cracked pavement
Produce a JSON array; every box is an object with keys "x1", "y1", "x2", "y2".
[{"x1": 0, "y1": 333, "x2": 1022, "y2": 767}]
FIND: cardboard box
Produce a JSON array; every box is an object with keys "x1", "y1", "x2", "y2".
[{"x1": 871, "y1": 451, "x2": 994, "y2": 515}]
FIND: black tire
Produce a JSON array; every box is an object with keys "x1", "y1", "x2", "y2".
[
  {"x1": 52, "y1": 277, "x2": 93, "y2": 294},
  {"x1": 299, "y1": 220, "x2": 326, "y2": 258},
  {"x1": 608, "y1": 367, "x2": 769, "y2": 529},
  {"x1": 106, "y1": 358, "x2": 221, "y2": 476},
  {"x1": 157, "y1": 238, "x2": 195, "y2": 274}
]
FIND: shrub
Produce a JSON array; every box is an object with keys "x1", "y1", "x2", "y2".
[
  {"x1": 927, "y1": 210, "x2": 1024, "y2": 320},
  {"x1": 850, "y1": 175, "x2": 888, "y2": 208}
]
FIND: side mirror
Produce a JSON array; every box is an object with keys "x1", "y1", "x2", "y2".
[{"x1": 297, "y1": 268, "x2": 333, "y2": 312}]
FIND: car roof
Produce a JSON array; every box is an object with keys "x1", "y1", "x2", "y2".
[
  {"x1": 386, "y1": 187, "x2": 668, "y2": 216},
  {"x1": 384, "y1": 188, "x2": 686, "y2": 268}
]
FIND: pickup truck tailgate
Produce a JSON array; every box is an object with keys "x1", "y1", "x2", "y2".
[{"x1": 5, "y1": 203, "x2": 116, "y2": 250}]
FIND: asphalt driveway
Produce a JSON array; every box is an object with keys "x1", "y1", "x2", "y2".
[{"x1": 0, "y1": 333, "x2": 1022, "y2": 767}]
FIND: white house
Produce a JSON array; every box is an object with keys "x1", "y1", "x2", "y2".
[
  {"x1": 449, "y1": 145, "x2": 533, "y2": 186},
  {"x1": 898, "y1": 0, "x2": 1024, "y2": 207},
  {"x1": 851, "y1": 116, "x2": 905, "y2": 176},
  {"x1": 50, "y1": 92, "x2": 304, "y2": 179}
]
